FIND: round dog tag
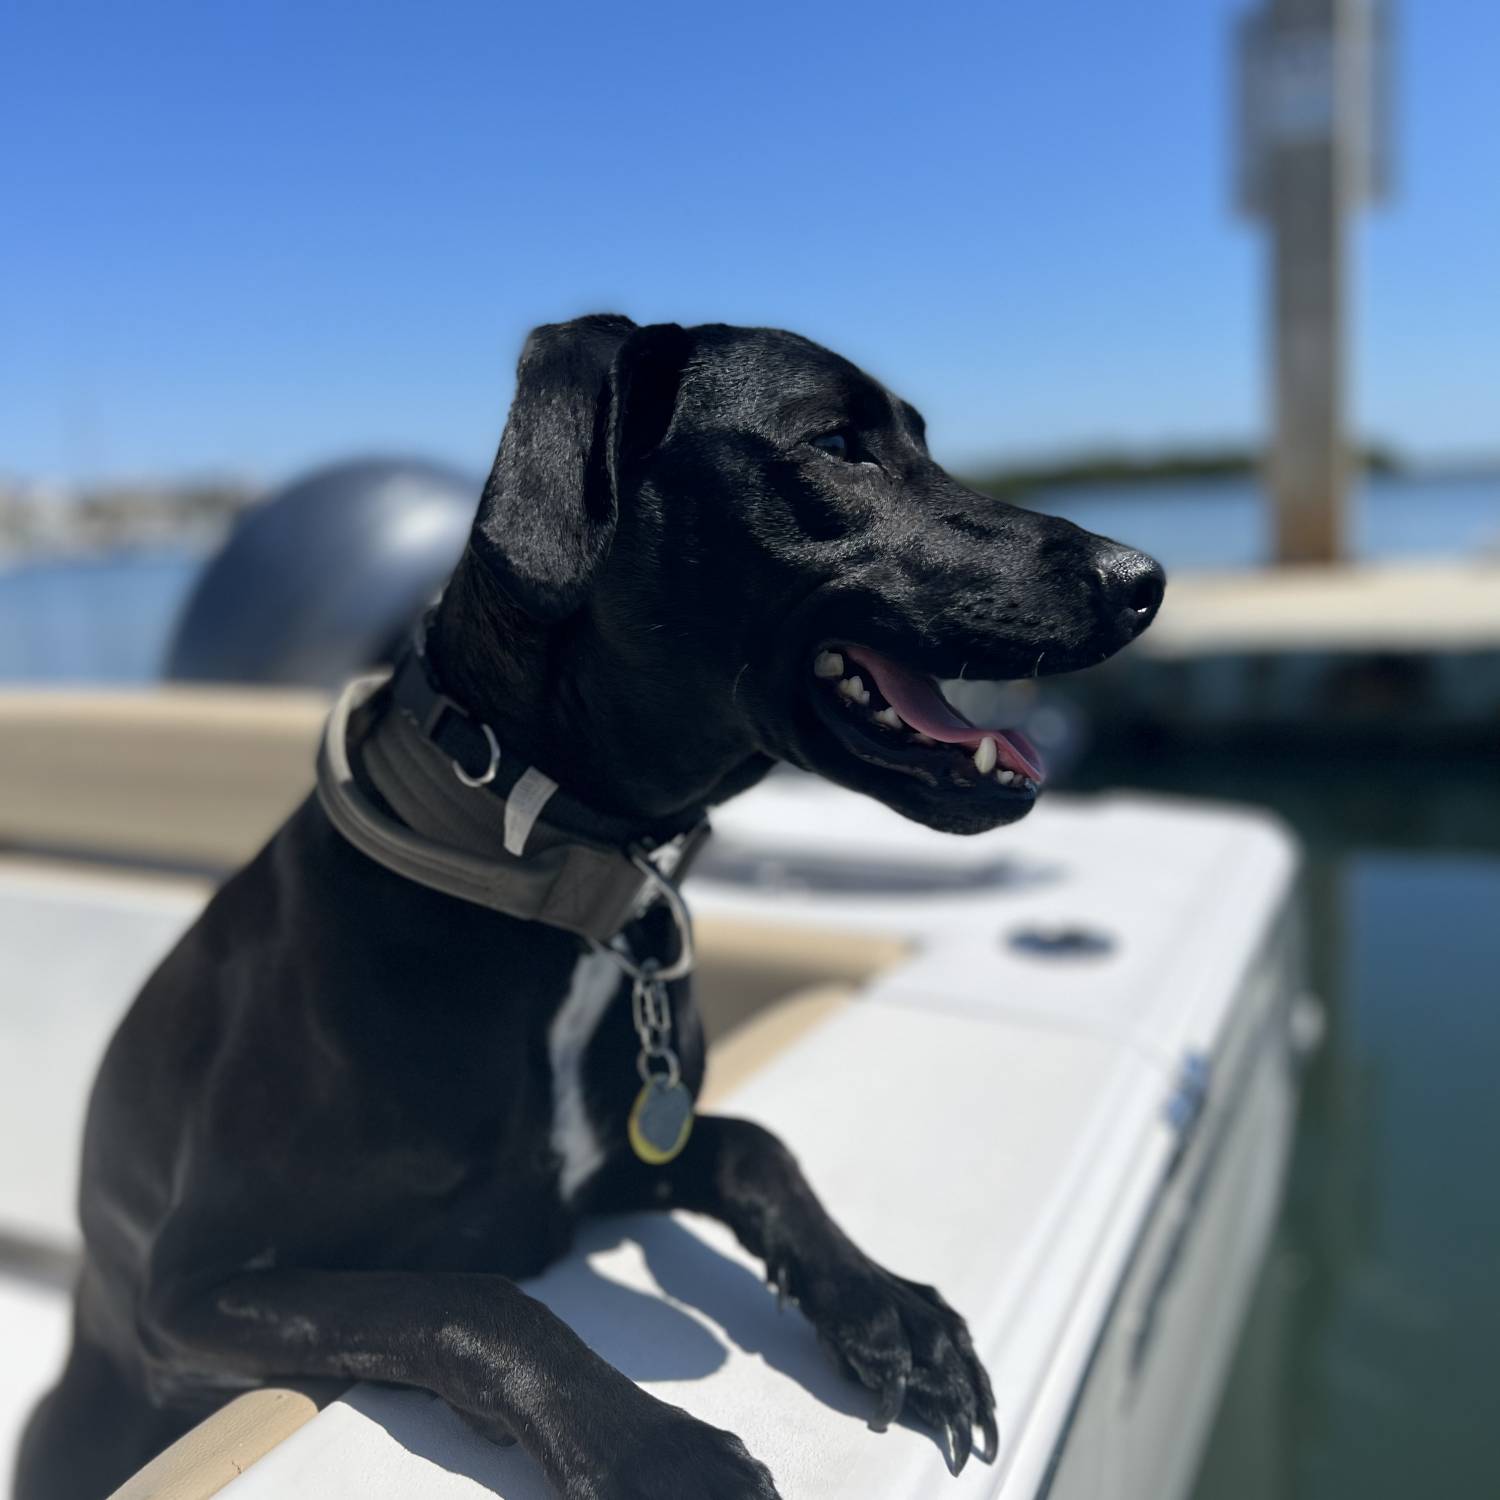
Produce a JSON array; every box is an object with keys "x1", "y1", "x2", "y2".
[{"x1": 628, "y1": 1077, "x2": 694, "y2": 1165}]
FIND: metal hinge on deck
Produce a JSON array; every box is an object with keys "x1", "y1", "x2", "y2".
[
  {"x1": 1164, "y1": 1051, "x2": 1213, "y2": 1166},
  {"x1": 1126, "y1": 1051, "x2": 1217, "y2": 1386}
]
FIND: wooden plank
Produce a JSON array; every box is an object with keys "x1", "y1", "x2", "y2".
[{"x1": 107, "y1": 1389, "x2": 321, "y2": 1500}]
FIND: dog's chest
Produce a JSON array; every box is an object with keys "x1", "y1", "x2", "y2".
[{"x1": 546, "y1": 947, "x2": 624, "y2": 1201}]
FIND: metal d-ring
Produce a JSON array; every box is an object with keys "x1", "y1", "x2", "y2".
[
  {"x1": 587, "y1": 845, "x2": 697, "y2": 987},
  {"x1": 591, "y1": 849, "x2": 696, "y2": 989},
  {"x1": 451, "y1": 723, "x2": 500, "y2": 789},
  {"x1": 628, "y1": 848, "x2": 696, "y2": 982}
]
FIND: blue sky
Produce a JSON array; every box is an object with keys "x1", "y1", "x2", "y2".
[{"x1": 2, "y1": 0, "x2": 1495, "y2": 486}]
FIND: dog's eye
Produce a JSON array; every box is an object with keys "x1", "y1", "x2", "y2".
[{"x1": 810, "y1": 433, "x2": 851, "y2": 460}]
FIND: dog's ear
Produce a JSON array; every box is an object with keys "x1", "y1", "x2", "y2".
[
  {"x1": 472, "y1": 315, "x2": 694, "y2": 622},
  {"x1": 608, "y1": 322, "x2": 693, "y2": 483},
  {"x1": 470, "y1": 313, "x2": 637, "y2": 623}
]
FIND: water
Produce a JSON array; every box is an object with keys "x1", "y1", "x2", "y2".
[
  {"x1": 0, "y1": 547, "x2": 203, "y2": 683},
  {"x1": 1024, "y1": 472, "x2": 1500, "y2": 571},
  {"x1": 2, "y1": 479, "x2": 1497, "y2": 1497}
]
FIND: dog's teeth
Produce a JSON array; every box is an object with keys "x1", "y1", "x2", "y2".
[
  {"x1": 813, "y1": 650, "x2": 844, "y2": 679},
  {"x1": 997, "y1": 769, "x2": 1016, "y2": 785},
  {"x1": 973, "y1": 737, "x2": 998, "y2": 774},
  {"x1": 837, "y1": 675, "x2": 870, "y2": 706},
  {"x1": 873, "y1": 706, "x2": 902, "y2": 729},
  {"x1": 910, "y1": 731, "x2": 936, "y2": 745}
]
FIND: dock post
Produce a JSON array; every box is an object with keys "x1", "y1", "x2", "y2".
[{"x1": 1236, "y1": 0, "x2": 1389, "y2": 565}]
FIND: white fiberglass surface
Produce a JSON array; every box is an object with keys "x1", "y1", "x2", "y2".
[
  {"x1": 223, "y1": 1000, "x2": 1172, "y2": 1500},
  {"x1": 0, "y1": 1280, "x2": 71, "y2": 1487},
  {"x1": 0, "y1": 867, "x2": 207, "y2": 1487},
  {"x1": 0, "y1": 865, "x2": 206, "y2": 1244},
  {"x1": 694, "y1": 781, "x2": 1297, "y2": 1070}
]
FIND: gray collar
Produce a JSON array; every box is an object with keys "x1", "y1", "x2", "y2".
[{"x1": 316, "y1": 672, "x2": 707, "y2": 944}]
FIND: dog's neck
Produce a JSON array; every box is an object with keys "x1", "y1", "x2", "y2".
[
  {"x1": 428, "y1": 549, "x2": 774, "y2": 828},
  {"x1": 428, "y1": 551, "x2": 549, "y2": 749}
]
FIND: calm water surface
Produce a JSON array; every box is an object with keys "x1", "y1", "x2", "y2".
[
  {"x1": 2, "y1": 480, "x2": 1496, "y2": 1498},
  {"x1": 1026, "y1": 472, "x2": 1500, "y2": 570},
  {"x1": 0, "y1": 547, "x2": 202, "y2": 682}
]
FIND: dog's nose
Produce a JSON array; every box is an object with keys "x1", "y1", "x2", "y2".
[{"x1": 1094, "y1": 544, "x2": 1165, "y2": 639}]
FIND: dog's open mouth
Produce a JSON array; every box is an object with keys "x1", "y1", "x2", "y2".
[{"x1": 806, "y1": 643, "x2": 1044, "y2": 800}]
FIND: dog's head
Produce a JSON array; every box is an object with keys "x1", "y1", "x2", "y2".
[{"x1": 453, "y1": 313, "x2": 1163, "y2": 835}]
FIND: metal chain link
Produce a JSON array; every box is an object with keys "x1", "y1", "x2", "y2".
[
  {"x1": 586, "y1": 842, "x2": 696, "y2": 1093},
  {"x1": 631, "y1": 964, "x2": 682, "y2": 1088}
]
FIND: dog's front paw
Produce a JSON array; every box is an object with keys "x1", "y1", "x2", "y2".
[
  {"x1": 782, "y1": 1254, "x2": 997, "y2": 1475},
  {"x1": 561, "y1": 1395, "x2": 781, "y2": 1500}
]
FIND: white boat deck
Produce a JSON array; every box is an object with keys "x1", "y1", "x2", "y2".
[
  {"x1": 0, "y1": 861, "x2": 208, "y2": 1481},
  {"x1": 0, "y1": 785, "x2": 1299, "y2": 1499}
]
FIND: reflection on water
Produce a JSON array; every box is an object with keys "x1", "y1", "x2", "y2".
[{"x1": 1069, "y1": 748, "x2": 1500, "y2": 1499}]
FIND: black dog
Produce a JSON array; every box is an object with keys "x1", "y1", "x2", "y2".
[{"x1": 16, "y1": 315, "x2": 1162, "y2": 1500}]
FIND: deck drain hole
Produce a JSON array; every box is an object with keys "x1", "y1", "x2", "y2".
[{"x1": 1008, "y1": 924, "x2": 1116, "y2": 959}]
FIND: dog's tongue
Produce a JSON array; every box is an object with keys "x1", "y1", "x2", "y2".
[{"x1": 844, "y1": 645, "x2": 1045, "y2": 782}]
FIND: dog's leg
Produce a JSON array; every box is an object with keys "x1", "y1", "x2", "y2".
[
  {"x1": 592, "y1": 1115, "x2": 998, "y2": 1475},
  {"x1": 143, "y1": 1268, "x2": 780, "y2": 1499}
]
